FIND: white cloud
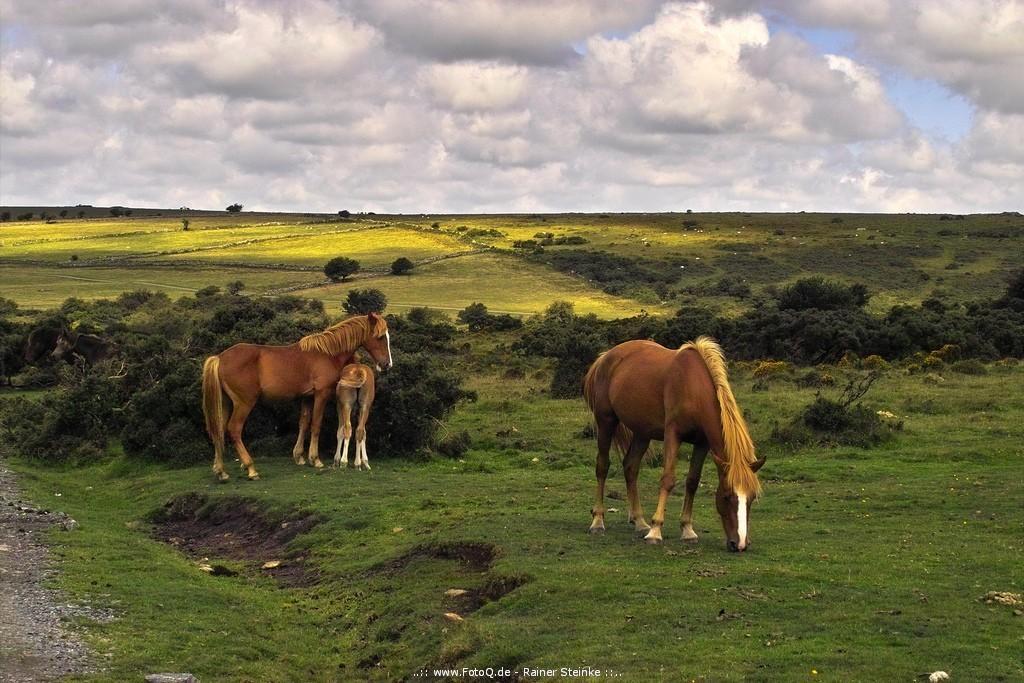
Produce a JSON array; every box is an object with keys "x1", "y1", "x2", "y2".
[
  {"x1": 0, "y1": 0, "x2": 1020, "y2": 213},
  {"x1": 422, "y1": 62, "x2": 530, "y2": 111}
]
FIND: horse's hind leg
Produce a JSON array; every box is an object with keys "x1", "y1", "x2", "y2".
[
  {"x1": 225, "y1": 395, "x2": 259, "y2": 481},
  {"x1": 292, "y1": 400, "x2": 312, "y2": 466},
  {"x1": 623, "y1": 436, "x2": 651, "y2": 535},
  {"x1": 334, "y1": 388, "x2": 354, "y2": 468},
  {"x1": 589, "y1": 417, "x2": 616, "y2": 533},
  {"x1": 355, "y1": 384, "x2": 373, "y2": 471},
  {"x1": 680, "y1": 443, "x2": 709, "y2": 542},
  {"x1": 306, "y1": 388, "x2": 332, "y2": 469}
]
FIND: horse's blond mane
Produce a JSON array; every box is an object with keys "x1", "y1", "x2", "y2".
[
  {"x1": 298, "y1": 315, "x2": 387, "y2": 356},
  {"x1": 682, "y1": 336, "x2": 762, "y2": 498}
]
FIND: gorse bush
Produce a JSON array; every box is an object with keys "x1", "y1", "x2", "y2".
[
  {"x1": 0, "y1": 363, "x2": 120, "y2": 462},
  {"x1": 776, "y1": 277, "x2": 869, "y2": 311},
  {"x1": 457, "y1": 303, "x2": 523, "y2": 332},
  {"x1": 343, "y1": 289, "x2": 388, "y2": 315}
]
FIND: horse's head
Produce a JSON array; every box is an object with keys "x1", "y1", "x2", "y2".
[
  {"x1": 714, "y1": 456, "x2": 766, "y2": 552},
  {"x1": 50, "y1": 328, "x2": 76, "y2": 361},
  {"x1": 360, "y1": 312, "x2": 393, "y2": 371}
]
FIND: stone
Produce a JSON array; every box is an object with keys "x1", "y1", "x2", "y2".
[{"x1": 145, "y1": 674, "x2": 199, "y2": 683}]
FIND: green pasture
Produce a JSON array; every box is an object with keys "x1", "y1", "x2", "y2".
[
  {"x1": 3, "y1": 212, "x2": 1022, "y2": 316},
  {"x1": 305, "y1": 252, "x2": 661, "y2": 317},
  {"x1": 173, "y1": 226, "x2": 470, "y2": 268},
  {"x1": 4, "y1": 222, "x2": 364, "y2": 263},
  {"x1": 11, "y1": 363, "x2": 1023, "y2": 681},
  {"x1": 0, "y1": 264, "x2": 314, "y2": 308},
  {"x1": 401, "y1": 212, "x2": 1023, "y2": 311}
]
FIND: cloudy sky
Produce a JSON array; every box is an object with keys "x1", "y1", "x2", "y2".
[{"x1": 1, "y1": 0, "x2": 1021, "y2": 213}]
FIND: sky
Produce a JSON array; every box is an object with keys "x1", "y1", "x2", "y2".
[{"x1": 0, "y1": 0, "x2": 1021, "y2": 213}]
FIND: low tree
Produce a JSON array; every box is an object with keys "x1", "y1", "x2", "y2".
[
  {"x1": 226, "y1": 280, "x2": 246, "y2": 295},
  {"x1": 338, "y1": 210, "x2": 350, "y2": 217},
  {"x1": 59, "y1": 209, "x2": 68, "y2": 218},
  {"x1": 342, "y1": 288, "x2": 387, "y2": 315},
  {"x1": 109, "y1": 207, "x2": 123, "y2": 217},
  {"x1": 0, "y1": 212, "x2": 9, "y2": 222},
  {"x1": 324, "y1": 256, "x2": 360, "y2": 282},
  {"x1": 77, "y1": 211, "x2": 85, "y2": 219},
  {"x1": 226, "y1": 203, "x2": 243, "y2": 213},
  {"x1": 390, "y1": 257, "x2": 415, "y2": 276},
  {"x1": 181, "y1": 218, "x2": 190, "y2": 231}
]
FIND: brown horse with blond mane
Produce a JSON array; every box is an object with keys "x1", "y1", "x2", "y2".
[
  {"x1": 201, "y1": 313, "x2": 393, "y2": 481},
  {"x1": 583, "y1": 336, "x2": 765, "y2": 551}
]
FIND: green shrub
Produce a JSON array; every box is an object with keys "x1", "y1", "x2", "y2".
[
  {"x1": 343, "y1": 289, "x2": 387, "y2": 315},
  {"x1": 435, "y1": 430, "x2": 471, "y2": 458},
  {"x1": 390, "y1": 257, "x2": 415, "y2": 275},
  {"x1": 0, "y1": 364, "x2": 120, "y2": 462},
  {"x1": 457, "y1": 303, "x2": 522, "y2": 332},
  {"x1": 950, "y1": 359, "x2": 987, "y2": 375},
  {"x1": 324, "y1": 256, "x2": 360, "y2": 281},
  {"x1": 776, "y1": 277, "x2": 869, "y2": 311}
]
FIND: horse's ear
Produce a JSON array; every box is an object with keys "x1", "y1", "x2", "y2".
[
  {"x1": 367, "y1": 311, "x2": 378, "y2": 321},
  {"x1": 750, "y1": 457, "x2": 766, "y2": 473}
]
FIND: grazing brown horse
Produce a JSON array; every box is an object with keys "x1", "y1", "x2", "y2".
[
  {"x1": 583, "y1": 336, "x2": 765, "y2": 551},
  {"x1": 333, "y1": 362, "x2": 376, "y2": 470},
  {"x1": 201, "y1": 313, "x2": 393, "y2": 481}
]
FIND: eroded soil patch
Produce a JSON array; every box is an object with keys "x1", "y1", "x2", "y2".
[
  {"x1": 149, "y1": 492, "x2": 323, "y2": 587},
  {"x1": 369, "y1": 540, "x2": 499, "y2": 576}
]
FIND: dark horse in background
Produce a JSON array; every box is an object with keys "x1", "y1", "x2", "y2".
[
  {"x1": 52, "y1": 328, "x2": 115, "y2": 364},
  {"x1": 24, "y1": 325, "x2": 114, "y2": 365},
  {"x1": 201, "y1": 313, "x2": 393, "y2": 482}
]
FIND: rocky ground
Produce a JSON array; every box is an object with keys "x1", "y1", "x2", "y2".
[{"x1": 0, "y1": 459, "x2": 93, "y2": 683}]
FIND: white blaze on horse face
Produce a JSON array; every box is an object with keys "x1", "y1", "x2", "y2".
[
  {"x1": 385, "y1": 331, "x2": 393, "y2": 369},
  {"x1": 737, "y1": 493, "x2": 748, "y2": 550}
]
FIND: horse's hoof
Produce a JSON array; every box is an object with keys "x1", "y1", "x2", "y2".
[
  {"x1": 633, "y1": 525, "x2": 652, "y2": 536},
  {"x1": 294, "y1": 459, "x2": 307, "y2": 467},
  {"x1": 313, "y1": 461, "x2": 324, "y2": 470},
  {"x1": 589, "y1": 525, "x2": 605, "y2": 535},
  {"x1": 681, "y1": 529, "x2": 699, "y2": 543},
  {"x1": 644, "y1": 528, "x2": 663, "y2": 544},
  {"x1": 215, "y1": 472, "x2": 229, "y2": 483},
  {"x1": 248, "y1": 472, "x2": 260, "y2": 481}
]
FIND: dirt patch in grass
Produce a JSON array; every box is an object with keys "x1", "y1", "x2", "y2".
[
  {"x1": 149, "y1": 492, "x2": 323, "y2": 587},
  {"x1": 368, "y1": 540, "x2": 500, "y2": 576}
]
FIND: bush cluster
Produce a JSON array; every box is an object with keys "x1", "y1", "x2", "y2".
[
  {"x1": 1, "y1": 289, "x2": 471, "y2": 465},
  {"x1": 457, "y1": 303, "x2": 523, "y2": 332}
]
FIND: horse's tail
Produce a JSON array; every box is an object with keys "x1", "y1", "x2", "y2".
[
  {"x1": 338, "y1": 375, "x2": 367, "y2": 389},
  {"x1": 583, "y1": 352, "x2": 635, "y2": 457},
  {"x1": 202, "y1": 356, "x2": 225, "y2": 452},
  {"x1": 684, "y1": 337, "x2": 762, "y2": 497}
]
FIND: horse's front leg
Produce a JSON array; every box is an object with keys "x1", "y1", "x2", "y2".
[
  {"x1": 681, "y1": 443, "x2": 709, "y2": 542},
  {"x1": 646, "y1": 430, "x2": 680, "y2": 544},
  {"x1": 306, "y1": 389, "x2": 331, "y2": 469},
  {"x1": 292, "y1": 400, "x2": 311, "y2": 465}
]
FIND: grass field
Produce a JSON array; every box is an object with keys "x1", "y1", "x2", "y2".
[
  {"x1": 10, "y1": 364, "x2": 1023, "y2": 682},
  {"x1": 2, "y1": 208, "x2": 1023, "y2": 681},
  {"x1": 5, "y1": 211, "x2": 1021, "y2": 315}
]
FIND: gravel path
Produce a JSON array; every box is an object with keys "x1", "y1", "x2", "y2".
[{"x1": 0, "y1": 459, "x2": 92, "y2": 682}]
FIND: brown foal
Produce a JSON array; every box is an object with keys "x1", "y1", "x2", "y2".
[{"x1": 333, "y1": 363, "x2": 376, "y2": 470}]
